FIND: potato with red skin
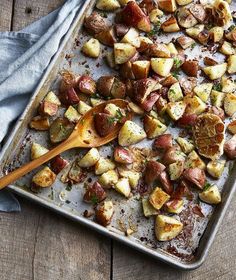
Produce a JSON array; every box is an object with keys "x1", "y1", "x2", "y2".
[
  {"x1": 97, "y1": 76, "x2": 114, "y2": 97},
  {"x1": 224, "y1": 135, "x2": 236, "y2": 159},
  {"x1": 59, "y1": 87, "x2": 80, "y2": 106},
  {"x1": 120, "y1": 62, "x2": 135, "y2": 80},
  {"x1": 160, "y1": 75, "x2": 178, "y2": 88},
  {"x1": 179, "y1": 77, "x2": 197, "y2": 96},
  {"x1": 114, "y1": 147, "x2": 133, "y2": 164},
  {"x1": 172, "y1": 180, "x2": 193, "y2": 200},
  {"x1": 96, "y1": 200, "x2": 114, "y2": 226},
  {"x1": 114, "y1": 24, "x2": 129, "y2": 37},
  {"x1": 155, "y1": 96, "x2": 167, "y2": 115},
  {"x1": 49, "y1": 118, "x2": 74, "y2": 143},
  {"x1": 159, "y1": 171, "x2": 173, "y2": 195},
  {"x1": 183, "y1": 168, "x2": 206, "y2": 189},
  {"x1": 39, "y1": 101, "x2": 58, "y2": 117},
  {"x1": 140, "y1": 92, "x2": 160, "y2": 112},
  {"x1": 144, "y1": 160, "x2": 166, "y2": 185},
  {"x1": 206, "y1": 106, "x2": 225, "y2": 121},
  {"x1": 59, "y1": 71, "x2": 80, "y2": 94},
  {"x1": 162, "y1": 146, "x2": 185, "y2": 165},
  {"x1": 116, "y1": 2, "x2": 151, "y2": 32},
  {"x1": 95, "y1": 27, "x2": 117, "y2": 47},
  {"x1": 50, "y1": 155, "x2": 69, "y2": 175},
  {"x1": 94, "y1": 113, "x2": 116, "y2": 137},
  {"x1": 139, "y1": 0, "x2": 157, "y2": 14},
  {"x1": 181, "y1": 60, "x2": 199, "y2": 77},
  {"x1": 177, "y1": 114, "x2": 197, "y2": 127},
  {"x1": 29, "y1": 116, "x2": 50, "y2": 131},
  {"x1": 84, "y1": 12, "x2": 108, "y2": 34},
  {"x1": 111, "y1": 78, "x2": 126, "y2": 98},
  {"x1": 153, "y1": 134, "x2": 173, "y2": 150},
  {"x1": 77, "y1": 75, "x2": 96, "y2": 95},
  {"x1": 189, "y1": 4, "x2": 206, "y2": 23},
  {"x1": 83, "y1": 182, "x2": 107, "y2": 204}
]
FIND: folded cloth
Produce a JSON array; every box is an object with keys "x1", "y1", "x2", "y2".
[{"x1": 0, "y1": 0, "x2": 83, "y2": 212}]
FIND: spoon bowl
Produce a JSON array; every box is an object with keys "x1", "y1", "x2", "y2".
[{"x1": 0, "y1": 99, "x2": 132, "y2": 188}]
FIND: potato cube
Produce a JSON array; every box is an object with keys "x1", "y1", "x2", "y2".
[
  {"x1": 76, "y1": 101, "x2": 92, "y2": 115},
  {"x1": 161, "y1": 16, "x2": 180, "y2": 33},
  {"x1": 227, "y1": 55, "x2": 236, "y2": 74},
  {"x1": 168, "y1": 161, "x2": 184, "y2": 180},
  {"x1": 78, "y1": 148, "x2": 100, "y2": 168},
  {"x1": 98, "y1": 170, "x2": 119, "y2": 188},
  {"x1": 104, "y1": 103, "x2": 123, "y2": 118},
  {"x1": 96, "y1": 0, "x2": 120, "y2": 11},
  {"x1": 118, "y1": 120, "x2": 146, "y2": 146},
  {"x1": 44, "y1": 91, "x2": 61, "y2": 106},
  {"x1": 142, "y1": 198, "x2": 159, "y2": 217},
  {"x1": 149, "y1": 187, "x2": 170, "y2": 210},
  {"x1": 90, "y1": 98, "x2": 104, "y2": 107},
  {"x1": 96, "y1": 200, "x2": 114, "y2": 226},
  {"x1": 184, "y1": 150, "x2": 206, "y2": 170},
  {"x1": 193, "y1": 83, "x2": 213, "y2": 103},
  {"x1": 121, "y1": 27, "x2": 140, "y2": 48},
  {"x1": 132, "y1": 60, "x2": 150, "y2": 79},
  {"x1": 224, "y1": 93, "x2": 236, "y2": 116},
  {"x1": 203, "y1": 63, "x2": 227, "y2": 80},
  {"x1": 227, "y1": 120, "x2": 236, "y2": 134},
  {"x1": 165, "y1": 199, "x2": 184, "y2": 214},
  {"x1": 176, "y1": 0, "x2": 192, "y2": 5},
  {"x1": 209, "y1": 26, "x2": 224, "y2": 42},
  {"x1": 114, "y1": 178, "x2": 131, "y2": 198},
  {"x1": 186, "y1": 24, "x2": 204, "y2": 38},
  {"x1": 168, "y1": 82, "x2": 183, "y2": 102},
  {"x1": 221, "y1": 76, "x2": 236, "y2": 93},
  {"x1": 166, "y1": 42, "x2": 178, "y2": 55},
  {"x1": 149, "y1": 8, "x2": 164, "y2": 24},
  {"x1": 31, "y1": 142, "x2": 49, "y2": 160},
  {"x1": 176, "y1": 137, "x2": 194, "y2": 154},
  {"x1": 143, "y1": 115, "x2": 167, "y2": 139},
  {"x1": 82, "y1": 38, "x2": 100, "y2": 58},
  {"x1": 155, "y1": 215, "x2": 183, "y2": 241},
  {"x1": 184, "y1": 96, "x2": 206, "y2": 115},
  {"x1": 199, "y1": 185, "x2": 221, "y2": 204},
  {"x1": 210, "y1": 90, "x2": 225, "y2": 108},
  {"x1": 128, "y1": 102, "x2": 144, "y2": 115},
  {"x1": 95, "y1": 158, "x2": 116, "y2": 175},
  {"x1": 118, "y1": 168, "x2": 140, "y2": 188},
  {"x1": 29, "y1": 116, "x2": 50, "y2": 131},
  {"x1": 64, "y1": 106, "x2": 81, "y2": 123},
  {"x1": 32, "y1": 167, "x2": 56, "y2": 188},
  {"x1": 158, "y1": 0, "x2": 177, "y2": 13},
  {"x1": 114, "y1": 43, "x2": 136, "y2": 64},
  {"x1": 151, "y1": 58, "x2": 174, "y2": 77},
  {"x1": 207, "y1": 160, "x2": 225, "y2": 178},
  {"x1": 220, "y1": 41, "x2": 235, "y2": 55},
  {"x1": 166, "y1": 101, "x2": 186, "y2": 121}
]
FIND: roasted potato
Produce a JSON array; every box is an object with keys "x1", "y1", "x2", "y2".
[
  {"x1": 142, "y1": 198, "x2": 159, "y2": 217},
  {"x1": 121, "y1": 27, "x2": 140, "y2": 48},
  {"x1": 168, "y1": 161, "x2": 184, "y2": 180},
  {"x1": 132, "y1": 60, "x2": 150, "y2": 79},
  {"x1": 96, "y1": 27, "x2": 117, "y2": 47},
  {"x1": 49, "y1": 118, "x2": 74, "y2": 143},
  {"x1": 114, "y1": 178, "x2": 131, "y2": 198},
  {"x1": 133, "y1": 78, "x2": 161, "y2": 103},
  {"x1": 177, "y1": 7, "x2": 198, "y2": 28},
  {"x1": 153, "y1": 134, "x2": 173, "y2": 150},
  {"x1": 94, "y1": 113, "x2": 116, "y2": 137},
  {"x1": 210, "y1": 90, "x2": 225, "y2": 108},
  {"x1": 151, "y1": 58, "x2": 174, "y2": 77},
  {"x1": 149, "y1": 8, "x2": 164, "y2": 23},
  {"x1": 183, "y1": 167, "x2": 206, "y2": 189},
  {"x1": 221, "y1": 76, "x2": 236, "y2": 93},
  {"x1": 168, "y1": 82, "x2": 183, "y2": 102},
  {"x1": 29, "y1": 116, "x2": 50, "y2": 131},
  {"x1": 96, "y1": 0, "x2": 120, "y2": 11},
  {"x1": 203, "y1": 63, "x2": 227, "y2": 80},
  {"x1": 199, "y1": 185, "x2": 221, "y2": 204},
  {"x1": 78, "y1": 148, "x2": 100, "y2": 168},
  {"x1": 186, "y1": 24, "x2": 204, "y2": 39},
  {"x1": 162, "y1": 146, "x2": 186, "y2": 165},
  {"x1": 224, "y1": 93, "x2": 236, "y2": 116},
  {"x1": 227, "y1": 54, "x2": 236, "y2": 74},
  {"x1": 149, "y1": 187, "x2": 170, "y2": 210},
  {"x1": 84, "y1": 12, "x2": 108, "y2": 34},
  {"x1": 32, "y1": 167, "x2": 56, "y2": 188},
  {"x1": 176, "y1": 137, "x2": 194, "y2": 154},
  {"x1": 227, "y1": 120, "x2": 236, "y2": 134},
  {"x1": 118, "y1": 169, "x2": 140, "y2": 188},
  {"x1": 176, "y1": 36, "x2": 195, "y2": 50},
  {"x1": 39, "y1": 101, "x2": 58, "y2": 116},
  {"x1": 118, "y1": 120, "x2": 146, "y2": 146},
  {"x1": 155, "y1": 215, "x2": 183, "y2": 241},
  {"x1": 158, "y1": 0, "x2": 177, "y2": 13},
  {"x1": 220, "y1": 41, "x2": 235, "y2": 56},
  {"x1": 31, "y1": 142, "x2": 49, "y2": 160},
  {"x1": 98, "y1": 170, "x2": 119, "y2": 188},
  {"x1": 165, "y1": 199, "x2": 184, "y2": 214},
  {"x1": 77, "y1": 75, "x2": 96, "y2": 96},
  {"x1": 189, "y1": 4, "x2": 206, "y2": 22},
  {"x1": 193, "y1": 83, "x2": 213, "y2": 103},
  {"x1": 184, "y1": 96, "x2": 206, "y2": 115},
  {"x1": 50, "y1": 155, "x2": 68, "y2": 175},
  {"x1": 181, "y1": 60, "x2": 199, "y2": 77},
  {"x1": 114, "y1": 43, "x2": 136, "y2": 64},
  {"x1": 143, "y1": 115, "x2": 167, "y2": 139},
  {"x1": 44, "y1": 91, "x2": 61, "y2": 106},
  {"x1": 209, "y1": 26, "x2": 224, "y2": 42},
  {"x1": 114, "y1": 147, "x2": 133, "y2": 164},
  {"x1": 176, "y1": 0, "x2": 192, "y2": 5},
  {"x1": 207, "y1": 160, "x2": 225, "y2": 178},
  {"x1": 82, "y1": 38, "x2": 100, "y2": 58},
  {"x1": 96, "y1": 200, "x2": 114, "y2": 226},
  {"x1": 64, "y1": 106, "x2": 81, "y2": 123},
  {"x1": 95, "y1": 158, "x2": 116, "y2": 175},
  {"x1": 83, "y1": 182, "x2": 106, "y2": 204},
  {"x1": 166, "y1": 101, "x2": 186, "y2": 121},
  {"x1": 184, "y1": 150, "x2": 206, "y2": 170},
  {"x1": 224, "y1": 135, "x2": 236, "y2": 159},
  {"x1": 161, "y1": 16, "x2": 180, "y2": 33},
  {"x1": 144, "y1": 160, "x2": 166, "y2": 185}
]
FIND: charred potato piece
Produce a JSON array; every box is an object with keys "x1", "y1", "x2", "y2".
[
  {"x1": 199, "y1": 185, "x2": 221, "y2": 204},
  {"x1": 96, "y1": 200, "x2": 114, "y2": 226},
  {"x1": 161, "y1": 16, "x2": 180, "y2": 33},
  {"x1": 31, "y1": 142, "x2": 49, "y2": 160},
  {"x1": 149, "y1": 187, "x2": 170, "y2": 210},
  {"x1": 32, "y1": 167, "x2": 56, "y2": 188},
  {"x1": 158, "y1": 0, "x2": 177, "y2": 13},
  {"x1": 84, "y1": 182, "x2": 106, "y2": 204},
  {"x1": 49, "y1": 118, "x2": 74, "y2": 143},
  {"x1": 181, "y1": 60, "x2": 199, "y2": 77},
  {"x1": 29, "y1": 116, "x2": 50, "y2": 131},
  {"x1": 143, "y1": 115, "x2": 167, "y2": 139},
  {"x1": 82, "y1": 38, "x2": 100, "y2": 58},
  {"x1": 155, "y1": 215, "x2": 183, "y2": 241}
]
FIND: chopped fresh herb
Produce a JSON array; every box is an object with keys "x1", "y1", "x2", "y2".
[
  {"x1": 92, "y1": 92, "x2": 101, "y2": 99},
  {"x1": 172, "y1": 69, "x2": 180, "y2": 79},
  {"x1": 66, "y1": 184, "x2": 72, "y2": 191},
  {"x1": 229, "y1": 25, "x2": 236, "y2": 31},
  {"x1": 148, "y1": 21, "x2": 162, "y2": 37},
  {"x1": 169, "y1": 89, "x2": 176, "y2": 95},
  {"x1": 174, "y1": 57, "x2": 182, "y2": 69},
  {"x1": 108, "y1": 109, "x2": 125, "y2": 124},
  {"x1": 203, "y1": 182, "x2": 212, "y2": 191},
  {"x1": 91, "y1": 195, "x2": 99, "y2": 205},
  {"x1": 213, "y1": 83, "x2": 222, "y2": 91},
  {"x1": 65, "y1": 200, "x2": 71, "y2": 204},
  {"x1": 191, "y1": 42, "x2": 197, "y2": 50}
]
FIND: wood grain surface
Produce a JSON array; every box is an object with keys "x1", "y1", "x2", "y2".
[{"x1": 0, "y1": 1, "x2": 235, "y2": 279}]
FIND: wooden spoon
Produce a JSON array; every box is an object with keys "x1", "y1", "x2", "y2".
[{"x1": 0, "y1": 99, "x2": 132, "y2": 188}]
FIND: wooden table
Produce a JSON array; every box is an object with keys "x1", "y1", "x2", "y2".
[{"x1": 1, "y1": 1, "x2": 236, "y2": 279}]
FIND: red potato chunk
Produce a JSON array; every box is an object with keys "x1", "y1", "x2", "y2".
[
  {"x1": 94, "y1": 113, "x2": 116, "y2": 137},
  {"x1": 162, "y1": 146, "x2": 185, "y2": 165},
  {"x1": 181, "y1": 60, "x2": 199, "y2": 77},
  {"x1": 114, "y1": 24, "x2": 129, "y2": 37},
  {"x1": 96, "y1": 200, "x2": 114, "y2": 226},
  {"x1": 206, "y1": 106, "x2": 225, "y2": 121},
  {"x1": 50, "y1": 155, "x2": 69, "y2": 175},
  {"x1": 140, "y1": 92, "x2": 160, "y2": 112},
  {"x1": 29, "y1": 116, "x2": 50, "y2": 131},
  {"x1": 39, "y1": 101, "x2": 58, "y2": 116},
  {"x1": 144, "y1": 160, "x2": 166, "y2": 185},
  {"x1": 224, "y1": 135, "x2": 236, "y2": 159},
  {"x1": 114, "y1": 147, "x2": 133, "y2": 164},
  {"x1": 83, "y1": 182, "x2": 107, "y2": 204},
  {"x1": 59, "y1": 70, "x2": 80, "y2": 94},
  {"x1": 133, "y1": 78, "x2": 160, "y2": 104},
  {"x1": 159, "y1": 171, "x2": 173, "y2": 195},
  {"x1": 183, "y1": 168, "x2": 206, "y2": 189},
  {"x1": 77, "y1": 75, "x2": 96, "y2": 95},
  {"x1": 172, "y1": 180, "x2": 193, "y2": 200},
  {"x1": 84, "y1": 12, "x2": 108, "y2": 34},
  {"x1": 59, "y1": 87, "x2": 80, "y2": 106},
  {"x1": 177, "y1": 113, "x2": 197, "y2": 127},
  {"x1": 153, "y1": 134, "x2": 173, "y2": 150}
]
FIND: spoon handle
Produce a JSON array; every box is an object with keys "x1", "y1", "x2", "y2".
[{"x1": 0, "y1": 140, "x2": 72, "y2": 189}]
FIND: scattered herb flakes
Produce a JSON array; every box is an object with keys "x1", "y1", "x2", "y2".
[
  {"x1": 191, "y1": 42, "x2": 197, "y2": 50},
  {"x1": 213, "y1": 83, "x2": 222, "y2": 91},
  {"x1": 229, "y1": 24, "x2": 236, "y2": 31},
  {"x1": 174, "y1": 57, "x2": 182, "y2": 69},
  {"x1": 91, "y1": 194, "x2": 99, "y2": 205},
  {"x1": 66, "y1": 184, "x2": 72, "y2": 191},
  {"x1": 172, "y1": 70, "x2": 180, "y2": 79},
  {"x1": 148, "y1": 21, "x2": 162, "y2": 37},
  {"x1": 203, "y1": 182, "x2": 212, "y2": 191}
]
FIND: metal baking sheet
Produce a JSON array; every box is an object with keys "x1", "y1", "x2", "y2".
[{"x1": 1, "y1": 0, "x2": 236, "y2": 270}]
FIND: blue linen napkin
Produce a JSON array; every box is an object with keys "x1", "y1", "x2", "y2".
[{"x1": 0, "y1": 0, "x2": 83, "y2": 212}]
